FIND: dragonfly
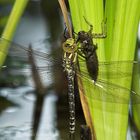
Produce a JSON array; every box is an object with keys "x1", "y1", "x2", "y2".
[
  {"x1": 62, "y1": 37, "x2": 78, "y2": 138},
  {"x1": 0, "y1": 36, "x2": 140, "y2": 131}
]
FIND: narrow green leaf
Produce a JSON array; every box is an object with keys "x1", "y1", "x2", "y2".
[
  {"x1": 0, "y1": 0, "x2": 29, "y2": 66},
  {"x1": 68, "y1": 0, "x2": 140, "y2": 139}
]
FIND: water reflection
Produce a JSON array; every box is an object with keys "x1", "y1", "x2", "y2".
[
  {"x1": 23, "y1": 91, "x2": 36, "y2": 101},
  {"x1": 0, "y1": 87, "x2": 60, "y2": 140}
]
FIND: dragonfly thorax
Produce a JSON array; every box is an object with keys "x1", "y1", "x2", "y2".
[{"x1": 62, "y1": 37, "x2": 77, "y2": 73}]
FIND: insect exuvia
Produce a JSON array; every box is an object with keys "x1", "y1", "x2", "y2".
[{"x1": 76, "y1": 17, "x2": 107, "y2": 83}]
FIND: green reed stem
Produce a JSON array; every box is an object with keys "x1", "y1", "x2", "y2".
[{"x1": 0, "y1": 0, "x2": 29, "y2": 66}]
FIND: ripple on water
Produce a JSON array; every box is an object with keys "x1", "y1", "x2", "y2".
[
  {"x1": 0, "y1": 122, "x2": 60, "y2": 140},
  {"x1": 4, "y1": 106, "x2": 20, "y2": 113},
  {"x1": 23, "y1": 91, "x2": 36, "y2": 102}
]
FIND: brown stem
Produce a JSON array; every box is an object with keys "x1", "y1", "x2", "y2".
[{"x1": 58, "y1": 0, "x2": 72, "y2": 38}]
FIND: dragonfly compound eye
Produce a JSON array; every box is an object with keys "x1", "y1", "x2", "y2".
[{"x1": 63, "y1": 38, "x2": 77, "y2": 53}]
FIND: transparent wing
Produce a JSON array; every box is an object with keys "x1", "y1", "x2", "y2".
[
  {"x1": 0, "y1": 37, "x2": 62, "y2": 64},
  {"x1": 0, "y1": 38, "x2": 63, "y2": 87},
  {"x1": 78, "y1": 58, "x2": 140, "y2": 80},
  {"x1": 98, "y1": 61, "x2": 140, "y2": 80},
  {"x1": 77, "y1": 69, "x2": 140, "y2": 104},
  {"x1": 0, "y1": 37, "x2": 62, "y2": 69}
]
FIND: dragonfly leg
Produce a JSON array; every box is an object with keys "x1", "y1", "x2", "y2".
[
  {"x1": 83, "y1": 16, "x2": 93, "y2": 34},
  {"x1": 92, "y1": 18, "x2": 107, "y2": 38},
  {"x1": 78, "y1": 48, "x2": 87, "y2": 59},
  {"x1": 83, "y1": 16, "x2": 107, "y2": 38}
]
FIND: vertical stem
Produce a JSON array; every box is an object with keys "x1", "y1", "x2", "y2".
[
  {"x1": 58, "y1": 0, "x2": 72, "y2": 37},
  {"x1": 0, "y1": 0, "x2": 29, "y2": 66}
]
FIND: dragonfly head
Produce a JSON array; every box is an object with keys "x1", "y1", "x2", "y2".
[{"x1": 62, "y1": 38, "x2": 77, "y2": 53}]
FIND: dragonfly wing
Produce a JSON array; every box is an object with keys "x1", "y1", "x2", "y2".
[
  {"x1": 98, "y1": 61, "x2": 140, "y2": 80},
  {"x1": 76, "y1": 71, "x2": 140, "y2": 104},
  {"x1": 78, "y1": 59, "x2": 140, "y2": 80},
  {"x1": 0, "y1": 37, "x2": 62, "y2": 64},
  {"x1": 0, "y1": 37, "x2": 62, "y2": 72},
  {"x1": 0, "y1": 38, "x2": 63, "y2": 87}
]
